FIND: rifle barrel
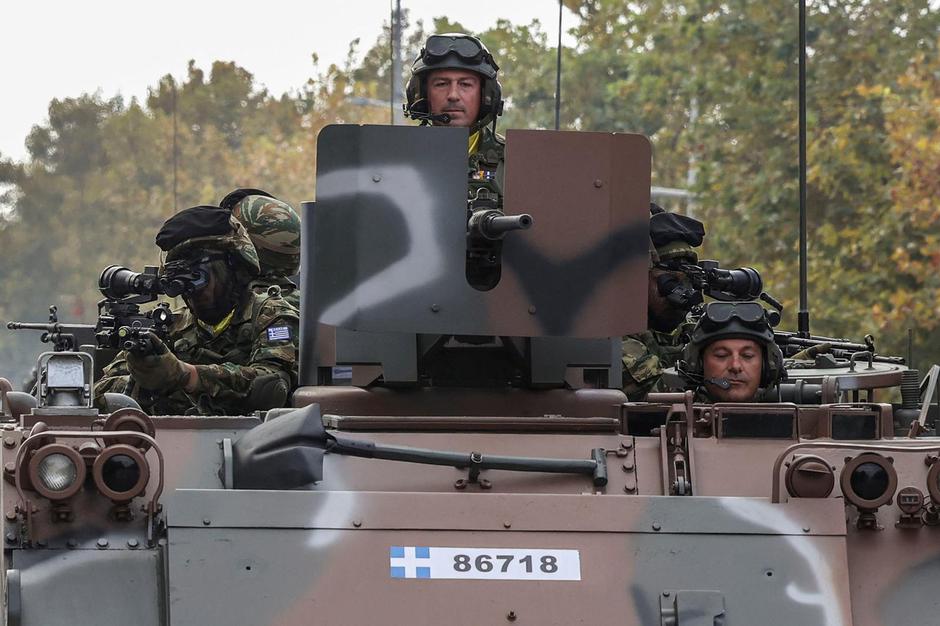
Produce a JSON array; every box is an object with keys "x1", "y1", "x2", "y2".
[{"x1": 7, "y1": 322, "x2": 95, "y2": 331}]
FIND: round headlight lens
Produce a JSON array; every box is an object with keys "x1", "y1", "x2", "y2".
[
  {"x1": 101, "y1": 454, "x2": 141, "y2": 494},
  {"x1": 850, "y1": 462, "x2": 890, "y2": 501},
  {"x1": 93, "y1": 444, "x2": 149, "y2": 502},
  {"x1": 37, "y1": 453, "x2": 78, "y2": 492}
]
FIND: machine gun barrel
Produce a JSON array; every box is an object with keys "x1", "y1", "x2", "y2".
[
  {"x1": 6, "y1": 321, "x2": 96, "y2": 352},
  {"x1": 468, "y1": 209, "x2": 533, "y2": 241},
  {"x1": 7, "y1": 322, "x2": 94, "y2": 333}
]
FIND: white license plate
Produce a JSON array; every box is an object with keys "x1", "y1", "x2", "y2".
[{"x1": 389, "y1": 546, "x2": 581, "y2": 581}]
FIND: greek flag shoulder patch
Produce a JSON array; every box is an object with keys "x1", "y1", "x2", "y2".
[{"x1": 266, "y1": 326, "x2": 291, "y2": 342}]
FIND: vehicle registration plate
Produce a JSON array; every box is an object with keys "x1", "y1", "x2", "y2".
[{"x1": 389, "y1": 546, "x2": 581, "y2": 581}]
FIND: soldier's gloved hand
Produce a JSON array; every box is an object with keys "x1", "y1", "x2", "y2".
[{"x1": 126, "y1": 333, "x2": 193, "y2": 392}]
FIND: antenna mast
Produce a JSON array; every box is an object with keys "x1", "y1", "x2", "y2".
[
  {"x1": 390, "y1": 0, "x2": 404, "y2": 125},
  {"x1": 797, "y1": 0, "x2": 810, "y2": 336},
  {"x1": 554, "y1": 0, "x2": 563, "y2": 130},
  {"x1": 172, "y1": 78, "x2": 178, "y2": 214}
]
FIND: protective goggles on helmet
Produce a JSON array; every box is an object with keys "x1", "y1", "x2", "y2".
[
  {"x1": 701, "y1": 301, "x2": 768, "y2": 328},
  {"x1": 422, "y1": 35, "x2": 498, "y2": 69}
]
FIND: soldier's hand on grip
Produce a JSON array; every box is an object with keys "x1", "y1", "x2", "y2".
[{"x1": 126, "y1": 332, "x2": 190, "y2": 391}]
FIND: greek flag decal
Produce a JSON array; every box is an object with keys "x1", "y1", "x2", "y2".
[
  {"x1": 389, "y1": 546, "x2": 431, "y2": 579},
  {"x1": 266, "y1": 326, "x2": 291, "y2": 341}
]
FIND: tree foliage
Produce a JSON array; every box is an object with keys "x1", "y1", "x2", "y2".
[{"x1": 1, "y1": 3, "x2": 938, "y2": 382}]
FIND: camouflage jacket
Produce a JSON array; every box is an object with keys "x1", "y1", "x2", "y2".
[
  {"x1": 621, "y1": 329, "x2": 688, "y2": 401},
  {"x1": 249, "y1": 275, "x2": 300, "y2": 311},
  {"x1": 468, "y1": 126, "x2": 505, "y2": 203},
  {"x1": 95, "y1": 290, "x2": 299, "y2": 415}
]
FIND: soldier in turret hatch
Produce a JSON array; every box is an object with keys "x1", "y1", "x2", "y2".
[
  {"x1": 621, "y1": 205, "x2": 706, "y2": 400},
  {"x1": 678, "y1": 301, "x2": 785, "y2": 402},
  {"x1": 404, "y1": 33, "x2": 505, "y2": 203},
  {"x1": 94, "y1": 205, "x2": 298, "y2": 415}
]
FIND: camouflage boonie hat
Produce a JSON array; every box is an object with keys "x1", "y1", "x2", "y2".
[
  {"x1": 157, "y1": 205, "x2": 260, "y2": 277},
  {"x1": 229, "y1": 194, "x2": 301, "y2": 277}
]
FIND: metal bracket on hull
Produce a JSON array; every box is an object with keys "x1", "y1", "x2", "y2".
[{"x1": 660, "y1": 590, "x2": 725, "y2": 626}]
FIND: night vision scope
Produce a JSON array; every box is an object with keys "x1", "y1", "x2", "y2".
[
  {"x1": 681, "y1": 260, "x2": 763, "y2": 302},
  {"x1": 98, "y1": 264, "x2": 205, "y2": 300}
]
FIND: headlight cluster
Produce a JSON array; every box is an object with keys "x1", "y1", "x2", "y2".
[{"x1": 18, "y1": 408, "x2": 155, "y2": 507}]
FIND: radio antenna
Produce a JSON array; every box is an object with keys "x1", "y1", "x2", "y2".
[
  {"x1": 797, "y1": 0, "x2": 810, "y2": 337},
  {"x1": 554, "y1": 0, "x2": 563, "y2": 130}
]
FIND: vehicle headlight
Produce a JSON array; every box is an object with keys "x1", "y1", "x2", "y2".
[
  {"x1": 93, "y1": 444, "x2": 149, "y2": 502},
  {"x1": 28, "y1": 444, "x2": 86, "y2": 501},
  {"x1": 840, "y1": 453, "x2": 897, "y2": 510}
]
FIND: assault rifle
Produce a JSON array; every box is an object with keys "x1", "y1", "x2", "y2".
[{"x1": 774, "y1": 331, "x2": 906, "y2": 365}]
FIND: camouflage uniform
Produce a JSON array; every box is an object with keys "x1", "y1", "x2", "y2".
[
  {"x1": 95, "y1": 291, "x2": 298, "y2": 415},
  {"x1": 621, "y1": 328, "x2": 689, "y2": 401},
  {"x1": 95, "y1": 205, "x2": 299, "y2": 416},
  {"x1": 621, "y1": 208, "x2": 705, "y2": 400},
  {"x1": 404, "y1": 33, "x2": 506, "y2": 211},
  {"x1": 468, "y1": 126, "x2": 505, "y2": 202},
  {"x1": 251, "y1": 277, "x2": 299, "y2": 310}
]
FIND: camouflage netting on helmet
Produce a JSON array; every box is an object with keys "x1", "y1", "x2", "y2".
[
  {"x1": 230, "y1": 195, "x2": 301, "y2": 277},
  {"x1": 156, "y1": 205, "x2": 260, "y2": 277}
]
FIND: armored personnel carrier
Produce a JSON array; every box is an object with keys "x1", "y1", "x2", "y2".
[{"x1": 3, "y1": 124, "x2": 940, "y2": 625}]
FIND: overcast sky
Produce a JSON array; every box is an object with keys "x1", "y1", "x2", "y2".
[{"x1": 2, "y1": 1, "x2": 570, "y2": 162}]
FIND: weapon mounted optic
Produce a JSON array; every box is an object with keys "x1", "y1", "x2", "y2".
[
  {"x1": 99, "y1": 264, "x2": 203, "y2": 300},
  {"x1": 96, "y1": 265, "x2": 177, "y2": 353},
  {"x1": 687, "y1": 260, "x2": 763, "y2": 302}
]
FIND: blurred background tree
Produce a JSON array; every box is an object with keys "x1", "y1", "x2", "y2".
[{"x1": 1, "y1": 2, "x2": 938, "y2": 383}]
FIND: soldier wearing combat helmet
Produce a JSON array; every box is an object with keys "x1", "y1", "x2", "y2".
[
  {"x1": 220, "y1": 188, "x2": 301, "y2": 310},
  {"x1": 405, "y1": 33, "x2": 505, "y2": 202},
  {"x1": 94, "y1": 205, "x2": 299, "y2": 415},
  {"x1": 621, "y1": 205, "x2": 706, "y2": 400},
  {"x1": 678, "y1": 301, "x2": 785, "y2": 402}
]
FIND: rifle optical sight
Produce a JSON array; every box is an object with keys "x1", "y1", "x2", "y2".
[
  {"x1": 99, "y1": 264, "x2": 205, "y2": 299},
  {"x1": 656, "y1": 260, "x2": 764, "y2": 303},
  {"x1": 95, "y1": 265, "x2": 176, "y2": 353},
  {"x1": 700, "y1": 262, "x2": 763, "y2": 301},
  {"x1": 98, "y1": 265, "x2": 162, "y2": 300}
]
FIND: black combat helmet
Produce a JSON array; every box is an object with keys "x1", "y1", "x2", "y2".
[
  {"x1": 680, "y1": 301, "x2": 785, "y2": 389},
  {"x1": 404, "y1": 33, "x2": 504, "y2": 132}
]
